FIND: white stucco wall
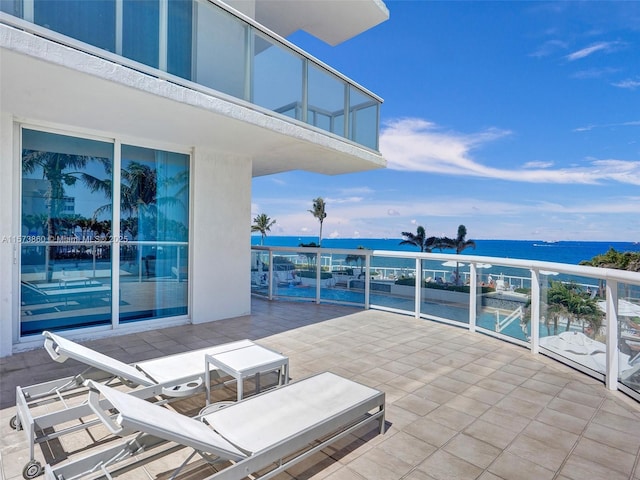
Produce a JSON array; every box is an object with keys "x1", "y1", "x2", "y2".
[
  {"x1": 191, "y1": 148, "x2": 252, "y2": 323},
  {"x1": 0, "y1": 114, "x2": 15, "y2": 356}
]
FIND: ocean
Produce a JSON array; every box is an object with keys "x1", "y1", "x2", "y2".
[{"x1": 252, "y1": 237, "x2": 640, "y2": 266}]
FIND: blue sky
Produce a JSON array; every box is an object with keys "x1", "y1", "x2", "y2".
[{"x1": 251, "y1": 1, "x2": 640, "y2": 242}]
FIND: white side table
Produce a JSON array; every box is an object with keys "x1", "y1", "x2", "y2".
[{"x1": 205, "y1": 344, "x2": 289, "y2": 403}]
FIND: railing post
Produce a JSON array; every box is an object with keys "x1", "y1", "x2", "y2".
[
  {"x1": 364, "y1": 253, "x2": 371, "y2": 309},
  {"x1": 530, "y1": 269, "x2": 540, "y2": 354},
  {"x1": 606, "y1": 279, "x2": 619, "y2": 391},
  {"x1": 315, "y1": 250, "x2": 321, "y2": 304},
  {"x1": 469, "y1": 263, "x2": 477, "y2": 332},
  {"x1": 414, "y1": 258, "x2": 421, "y2": 319},
  {"x1": 268, "y1": 250, "x2": 274, "y2": 301}
]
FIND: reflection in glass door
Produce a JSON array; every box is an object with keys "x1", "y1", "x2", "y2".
[
  {"x1": 118, "y1": 145, "x2": 190, "y2": 323},
  {"x1": 20, "y1": 129, "x2": 114, "y2": 335},
  {"x1": 20, "y1": 129, "x2": 191, "y2": 336}
]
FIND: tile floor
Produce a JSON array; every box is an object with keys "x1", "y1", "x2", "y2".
[{"x1": 1, "y1": 298, "x2": 639, "y2": 480}]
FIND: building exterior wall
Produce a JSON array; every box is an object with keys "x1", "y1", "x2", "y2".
[
  {"x1": 191, "y1": 149, "x2": 252, "y2": 323},
  {"x1": 0, "y1": 0, "x2": 387, "y2": 356}
]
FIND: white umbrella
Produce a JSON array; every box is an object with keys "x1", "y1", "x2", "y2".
[
  {"x1": 540, "y1": 270, "x2": 559, "y2": 276},
  {"x1": 476, "y1": 263, "x2": 492, "y2": 269},
  {"x1": 442, "y1": 261, "x2": 464, "y2": 267}
]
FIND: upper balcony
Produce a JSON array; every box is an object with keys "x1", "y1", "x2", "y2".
[{"x1": 0, "y1": 0, "x2": 388, "y2": 176}]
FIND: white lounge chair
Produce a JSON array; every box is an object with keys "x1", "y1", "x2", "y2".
[
  {"x1": 13, "y1": 331, "x2": 287, "y2": 479},
  {"x1": 44, "y1": 372, "x2": 385, "y2": 480}
]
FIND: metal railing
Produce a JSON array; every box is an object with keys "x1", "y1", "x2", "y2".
[{"x1": 252, "y1": 245, "x2": 640, "y2": 401}]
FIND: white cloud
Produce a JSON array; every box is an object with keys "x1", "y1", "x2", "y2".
[
  {"x1": 573, "y1": 120, "x2": 640, "y2": 132},
  {"x1": 529, "y1": 39, "x2": 567, "y2": 58},
  {"x1": 380, "y1": 117, "x2": 640, "y2": 185},
  {"x1": 387, "y1": 209, "x2": 400, "y2": 216},
  {"x1": 613, "y1": 78, "x2": 640, "y2": 90},
  {"x1": 326, "y1": 196, "x2": 364, "y2": 205},
  {"x1": 571, "y1": 67, "x2": 620, "y2": 79},
  {"x1": 523, "y1": 161, "x2": 554, "y2": 169},
  {"x1": 565, "y1": 41, "x2": 620, "y2": 61}
]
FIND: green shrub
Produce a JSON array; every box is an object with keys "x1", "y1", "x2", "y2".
[
  {"x1": 296, "y1": 270, "x2": 333, "y2": 280},
  {"x1": 394, "y1": 277, "x2": 493, "y2": 294}
]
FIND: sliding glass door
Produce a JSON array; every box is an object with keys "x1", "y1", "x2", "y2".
[{"x1": 20, "y1": 128, "x2": 190, "y2": 336}]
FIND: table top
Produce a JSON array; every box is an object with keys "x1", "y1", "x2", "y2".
[{"x1": 206, "y1": 344, "x2": 287, "y2": 375}]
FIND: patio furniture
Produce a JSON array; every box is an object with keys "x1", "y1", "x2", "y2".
[
  {"x1": 204, "y1": 345, "x2": 289, "y2": 401},
  {"x1": 44, "y1": 372, "x2": 386, "y2": 480},
  {"x1": 12, "y1": 331, "x2": 287, "y2": 479}
]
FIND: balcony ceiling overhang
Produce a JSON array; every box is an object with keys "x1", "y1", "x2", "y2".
[
  {"x1": 0, "y1": 30, "x2": 385, "y2": 177},
  {"x1": 253, "y1": 0, "x2": 390, "y2": 46}
]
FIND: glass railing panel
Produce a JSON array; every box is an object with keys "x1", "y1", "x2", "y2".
[
  {"x1": 320, "y1": 251, "x2": 364, "y2": 306},
  {"x1": 349, "y1": 86, "x2": 378, "y2": 150},
  {"x1": 365, "y1": 254, "x2": 413, "y2": 312},
  {"x1": 33, "y1": 0, "x2": 116, "y2": 52},
  {"x1": 253, "y1": 32, "x2": 303, "y2": 120},
  {"x1": 307, "y1": 63, "x2": 346, "y2": 137},
  {"x1": 0, "y1": 0, "x2": 22, "y2": 16},
  {"x1": 538, "y1": 272, "x2": 605, "y2": 373},
  {"x1": 119, "y1": 242, "x2": 188, "y2": 323},
  {"x1": 251, "y1": 249, "x2": 270, "y2": 296},
  {"x1": 618, "y1": 282, "x2": 640, "y2": 393},
  {"x1": 419, "y1": 258, "x2": 470, "y2": 324},
  {"x1": 20, "y1": 242, "x2": 112, "y2": 336},
  {"x1": 475, "y1": 264, "x2": 531, "y2": 342},
  {"x1": 270, "y1": 250, "x2": 315, "y2": 301},
  {"x1": 167, "y1": 0, "x2": 193, "y2": 79},
  {"x1": 123, "y1": 0, "x2": 159, "y2": 68},
  {"x1": 193, "y1": 0, "x2": 248, "y2": 99}
]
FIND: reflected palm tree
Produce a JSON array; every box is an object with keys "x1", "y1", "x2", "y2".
[
  {"x1": 22, "y1": 150, "x2": 110, "y2": 279},
  {"x1": 544, "y1": 281, "x2": 603, "y2": 336},
  {"x1": 94, "y1": 161, "x2": 188, "y2": 241}
]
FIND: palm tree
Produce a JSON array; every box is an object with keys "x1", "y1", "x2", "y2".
[
  {"x1": 399, "y1": 226, "x2": 439, "y2": 252},
  {"x1": 309, "y1": 197, "x2": 327, "y2": 247},
  {"x1": 251, "y1": 214, "x2": 276, "y2": 245},
  {"x1": 441, "y1": 225, "x2": 476, "y2": 282}
]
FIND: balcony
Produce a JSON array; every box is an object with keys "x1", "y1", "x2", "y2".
[
  {"x1": 1, "y1": 298, "x2": 639, "y2": 479},
  {"x1": 0, "y1": 0, "x2": 383, "y2": 167},
  {"x1": 252, "y1": 246, "x2": 640, "y2": 402}
]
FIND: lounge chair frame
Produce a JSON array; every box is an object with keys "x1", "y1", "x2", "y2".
[
  {"x1": 13, "y1": 332, "x2": 284, "y2": 479},
  {"x1": 44, "y1": 372, "x2": 385, "y2": 480}
]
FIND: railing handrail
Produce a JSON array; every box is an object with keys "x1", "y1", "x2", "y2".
[{"x1": 252, "y1": 245, "x2": 640, "y2": 284}]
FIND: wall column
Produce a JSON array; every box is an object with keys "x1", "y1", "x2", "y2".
[
  {"x1": 190, "y1": 148, "x2": 252, "y2": 324},
  {"x1": 0, "y1": 114, "x2": 16, "y2": 356}
]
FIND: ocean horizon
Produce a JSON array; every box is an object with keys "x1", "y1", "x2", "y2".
[{"x1": 251, "y1": 236, "x2": 640, "y2": 266}]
